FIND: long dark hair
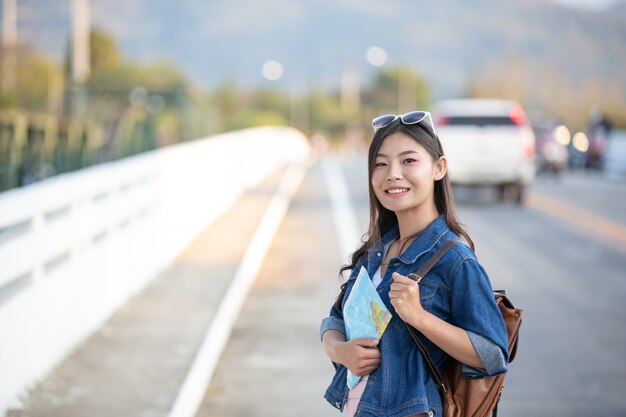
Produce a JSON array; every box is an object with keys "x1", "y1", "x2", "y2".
[{"x1": 335, "y1": 117, "x2": 474, "y2": 308}]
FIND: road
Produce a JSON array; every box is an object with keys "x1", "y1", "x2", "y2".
[{"x1": 199, "y1": 154, "x2": 626, "y2": 417}]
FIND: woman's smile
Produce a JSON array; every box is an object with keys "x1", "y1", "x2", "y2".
[{"x1": 385, "y1": 186, "x2": 410, "y2": 196}]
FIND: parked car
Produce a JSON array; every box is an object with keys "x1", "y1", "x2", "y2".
[{"x1": 432, "y1": 99, "x2": 536, "y2": 203}]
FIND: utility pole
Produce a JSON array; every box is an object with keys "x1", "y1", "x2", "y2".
[
  {"x1": 341, "y1": 61, "x2": 360, "y2": 114},
  {"x1": 2, "y1": 0, "x2": 17, "y2": 90},
  {"x1": 398, "y1": 68, "x2": 416, "y2": 113},
  {"x1": 71, "y1": 0, "x2": 90, "y2": 84},
  {"x1": 70, "y1": 0, "x2": 90, "y2": 117}
]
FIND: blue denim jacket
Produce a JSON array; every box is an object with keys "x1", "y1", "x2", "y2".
[{"x1": 320, "y1": 216, "x2": 508, "y2": 417}]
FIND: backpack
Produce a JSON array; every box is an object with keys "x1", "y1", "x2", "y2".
[{"x1": 404, "y1": 240, "x2": 523, "y2": 417}]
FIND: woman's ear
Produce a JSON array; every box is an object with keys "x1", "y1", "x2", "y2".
[{"x1": 433, "y1": 156, "x2": 447, "y2": 181}]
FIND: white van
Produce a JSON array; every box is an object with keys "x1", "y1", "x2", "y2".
[{"x1": 432, "y1": 99, "x2": 536, "y2": 203}]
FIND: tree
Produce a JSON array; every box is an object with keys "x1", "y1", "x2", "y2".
[
  {"x1": 0, "y1": 44, "x2": 57, "y2": 112},
  {"x1": 362, "y1": 67, "x2": 431, "y2": 117},
  {"x1": 90, "y1": 28, "x2": 122, "y2": 75}
]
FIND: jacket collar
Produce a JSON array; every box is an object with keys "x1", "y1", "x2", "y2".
[{"x1": 368, "y1": 215, "x2": 449, "y2": 265}]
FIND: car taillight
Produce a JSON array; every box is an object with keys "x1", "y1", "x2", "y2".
[
  {"x1": 522, "y1": 132, "x2": 535, "y2": 157},
  {"x1": 509, "y1": 106, "x2": 527, "y2": 125},
  {"x1": 523, "y1": 143, "x2": 535, "y2": 157}
]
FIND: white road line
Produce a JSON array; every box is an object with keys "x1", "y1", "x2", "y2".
[
  {"x1": 167, "y1": 162, "x2": 308, "y2": 417},
  {"x1": 321, "y1": 155, "x2": 362, "y2": 272}
]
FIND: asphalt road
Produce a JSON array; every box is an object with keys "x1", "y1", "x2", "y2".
[{"x1": 200, "y1": 154, "x2": 626, "y2": 417}]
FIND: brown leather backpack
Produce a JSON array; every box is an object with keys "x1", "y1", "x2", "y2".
[{"x1": 405, "y1": 240, "x2": 523, "y2": 417}]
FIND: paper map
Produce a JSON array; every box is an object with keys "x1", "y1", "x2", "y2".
[{"x1": 343, "y1": 266, "x2": 393, "y2": 389}]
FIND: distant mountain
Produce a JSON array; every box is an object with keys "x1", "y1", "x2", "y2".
[
  {"x1": 608, "y1": 0, "x2": 626, "y2": 14},
  {"x1": 552, "y1": 0, "x2": 620, "y2": 9},
  {"x1": 6, "y1": 0, "x2": 626, "y2": 102}
]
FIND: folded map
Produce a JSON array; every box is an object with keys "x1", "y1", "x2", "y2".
[{"x1": 343, "y1": 266, "x2": 393, "y2": 389}]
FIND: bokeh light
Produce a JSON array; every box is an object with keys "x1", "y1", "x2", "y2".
[
  {"x1": 554, "y1": 124, "x2": 571, "y2": 145},
  {"x1": 366, "y1": 46, "x2": 387, "y2": 67},
  {"x1": 572, "y1": 131, "x2": 589, "y2": 152},
  {"x1": 262, "y1": 60, "x2": 284, "y2": 81}
]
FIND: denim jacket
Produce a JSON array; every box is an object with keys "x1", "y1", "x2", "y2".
[{"x1": 320, "y1": 216, "x2": 508, "y2": 417}]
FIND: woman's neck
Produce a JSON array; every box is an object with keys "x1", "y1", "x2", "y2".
[{"x1": 395, "y1": 204, "x2": 439, "y2": 241}]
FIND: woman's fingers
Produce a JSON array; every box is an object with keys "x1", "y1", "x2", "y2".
[
  {"x1": 359, "y1": 346, "x2": 381, "y2": 360},
  {"x1": 389, "y1": 273, "x2": 420, "y2": 299},
  {"x1": 361, "y1": 357, "x2": 381, "y2": 367},
  {"x1": 392, "y1": 271, "x2": 416, "y2": 284},
  {"x1": 353, "y1": 358, "x2": 382, "y2": 376},
  {"x1": 352, "y1": 337, "x2": 379, "y2": 348}
]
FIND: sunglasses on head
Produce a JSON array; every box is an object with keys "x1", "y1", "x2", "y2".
[{"x1": 371, "y1": 111, "x2": 436, "y2": 135}]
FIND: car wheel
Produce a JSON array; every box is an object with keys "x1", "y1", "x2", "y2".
[
  {"x1": 498, "y1": 183, "x2": 525, "y2": 204},
  {"x1": 513, "y1": 183, "x2": 525, "y2": 205},
  {"x1": 497, "y1": 184, "x2": 507, "y2": 202}
]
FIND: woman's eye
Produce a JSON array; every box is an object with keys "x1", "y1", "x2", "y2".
[
  {"x1": 403, "y1": 158, "x2": 416, "y2": 164},
  {"x1": 374, "y1": 162, "x2": 387, "y2": 167}
]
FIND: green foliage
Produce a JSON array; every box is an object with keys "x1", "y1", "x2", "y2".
[
  {"x1": 16, "y1": 54, "x2": 53, "y2": 111},
  {"x1": 88, "y1": 60, "x2": 185, "y2": 90},
  {"x1": 214, "y1": 86, "x2": 290, "y2": 132},
  {"x1": 254, "y1": 89, "x2": 289, "y2": 112},
  {"x1": 207, "y1": 66, "x2": 432, "y2": 141},
  {"x1": 213, "y1": 81, "x2": 240, "y2": 128},
  {"x1": 226, "y1": 110, "x2": 287, "y2": 131},
  {"x1": 0, "y1": 46, "x2": 57, "y2": 112},
  {"x1": 307, "y1": 90, "x2": 348, "y2": 139},
  {"x1": 90, "y1": 27, "x2": 123, "y2": 75},
  {"x1": 363, "y1": 66, "x2": 430, "y2": 112},
  {"x1": 0, "y1": 91, "x2": 16, "y2": 107}
]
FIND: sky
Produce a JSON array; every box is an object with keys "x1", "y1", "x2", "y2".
[{"x1": 5, "y1": 0, "x2": 621, "y2": 61}]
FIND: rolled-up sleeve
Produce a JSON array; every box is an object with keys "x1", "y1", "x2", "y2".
[
  {"x1": 450, "y1": 258, "x2": 509, "y2": 377},
  {"x1": 319, "y1": 287, "x2": 349, "y2": 369},
  {"x1": 462, "y1": 330, "x2": 507, "y2": 378},
  {"x1": 320, "y1": 316, "x2": 345, "y2": 341},
  {"x1": 320, "y1": 262, "x2": 361, "y2": 342}
]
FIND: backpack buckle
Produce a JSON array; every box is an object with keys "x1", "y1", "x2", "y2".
[{"x1": 407, "y1": 273, "x2": 423, "y2": 284}]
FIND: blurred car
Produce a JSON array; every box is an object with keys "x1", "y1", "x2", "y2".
[
  {"x1": 567, "y1": 130, "x2": 606, "y2": 169},
  {"x1": 433, "y1": 99, "x2": 535, "y2": 203},
  {"x1": 528, "y1": 114, "x2": 569, "y2": 174},
  {"x1": 567, "y1": 110, "x2": 612, "y2": 170}
]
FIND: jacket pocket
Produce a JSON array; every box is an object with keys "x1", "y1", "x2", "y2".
[{"x1": 419, "y1": 280, "x2": 438, "y2": 311}]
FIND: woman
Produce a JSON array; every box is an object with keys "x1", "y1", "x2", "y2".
[{"x1": 320, "y1": 111, "x2": 509, "y2": 417}]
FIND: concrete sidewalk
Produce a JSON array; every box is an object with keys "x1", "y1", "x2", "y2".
[
  {"x1": 196, "y1": 161, "x2": 342, "y2": 417},
  {"x1": 5, "y1": 167, "x2": 288, "y2": 417}
]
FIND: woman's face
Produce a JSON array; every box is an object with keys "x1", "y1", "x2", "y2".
[{"x1": 371, "y1": 132, "x2": 446, "y2": 216}]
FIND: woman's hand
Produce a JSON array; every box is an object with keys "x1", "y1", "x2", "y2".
[
  {"x1": 389, "y1": 272, "x2": 426, "y2": 327},
  {"x1": 336, "y1": 338, "x2": 381, "y2": 377},
  {"x1": 323, "y1": 330, "x2": 381, "y2": 377}
]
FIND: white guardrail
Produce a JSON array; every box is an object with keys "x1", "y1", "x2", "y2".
[{"x1": 0, "y1": 126, "x2": 310, "y2": 413}]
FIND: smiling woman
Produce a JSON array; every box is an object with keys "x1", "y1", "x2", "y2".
[{"x1": 319, "y1": 112, "x2": 509, "y2": 417}]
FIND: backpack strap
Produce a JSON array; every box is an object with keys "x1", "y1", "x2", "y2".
[
  {"x1": 404, "y1": 239, "x2": 459, "y2": 397},
  {"x1": 408, "y1": 240, "x2": 458, "y2": 283}
]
